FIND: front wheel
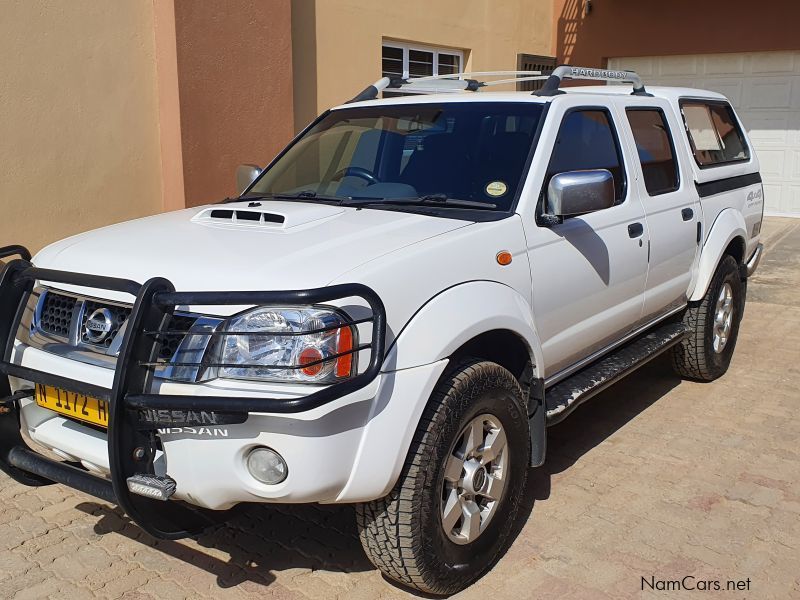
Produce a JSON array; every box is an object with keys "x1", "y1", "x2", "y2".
[
  {"x1": 356, "y1": 359, "x2": 530, "y2": 595},
  {"x1": 671, "y1": 255, "x2": 745, "y2": 381}
]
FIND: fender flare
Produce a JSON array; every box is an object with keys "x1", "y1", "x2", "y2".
[
  {"x1": 383, "y1": 280, "x2": 543, "y2": 377},
  {"x1": 339, "y1": 282, "x2": 546, "y2": 501},
  {"x1": 689, "y1": 209, "x2": 747, "y2": 302}
]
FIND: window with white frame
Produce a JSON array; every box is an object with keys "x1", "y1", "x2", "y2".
[{"x1": 381, "y1": 41, "x2": 463, "y2": 80}]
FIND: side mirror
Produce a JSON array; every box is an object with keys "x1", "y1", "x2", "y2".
[
  {"x1": 546, "y1": 169, "x2": 615, "y2": 218},
  {"x1": 236, "y1": 164, "x2": 262, "y2": 194}
]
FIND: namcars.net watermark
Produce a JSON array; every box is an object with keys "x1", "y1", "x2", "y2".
[{"x1": 642, "y1": 576, "x2": 752, "y2": 592}]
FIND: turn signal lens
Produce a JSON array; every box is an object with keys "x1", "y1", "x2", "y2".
[
  {"x1": 336, "y1": 326, "x2": 354, "y2": 378},
  {"x1": 496, "y1": 251, "x2": 513, "y2": 266}
]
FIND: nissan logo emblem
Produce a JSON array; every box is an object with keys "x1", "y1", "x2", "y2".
[{"x1": 84, "y1": 308, "x2": 114, "y2": 343}]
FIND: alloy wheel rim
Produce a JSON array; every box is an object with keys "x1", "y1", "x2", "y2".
[
  {"x1": 440, "y1": 413, "x2": 509, "y2": 545},
  {"x1": 713, "y1": 282, "x2": 734, "y2": 353}
]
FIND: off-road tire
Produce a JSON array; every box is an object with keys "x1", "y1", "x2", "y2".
[
  {"x1": 356, "y1": 359, "x2": 530, "y2": 595},
  {"x1": 671, "y1": 255, "x2": 744, "y2": 381}
]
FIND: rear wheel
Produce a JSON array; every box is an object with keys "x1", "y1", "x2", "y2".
[
  {"x1": 671, "y1": 255, "x2": 744, "y2": 381},
  {"x1": 356, "y1": 359, "x2": 529, "y2": 595}
]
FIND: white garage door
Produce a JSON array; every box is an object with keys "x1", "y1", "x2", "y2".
[{"x1": 609, "y1": 52, "x2": 800, "y2": 216}]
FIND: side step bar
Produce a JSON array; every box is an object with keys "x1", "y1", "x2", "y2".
[{"x1": 545, "y1": 322, "x2": 689, "y2": 426}]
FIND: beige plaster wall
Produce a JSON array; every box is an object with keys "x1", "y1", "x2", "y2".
[
  {"x1": 0, "y1": 1, "x2": 164, "y2": 254},
  {"x1": 292, "y1": 0, "x2": 554, "y2": 130}
]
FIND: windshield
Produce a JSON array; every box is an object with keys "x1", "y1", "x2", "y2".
[{"x1": 247, "y1": 102, "x2": 545, "y2": 212}]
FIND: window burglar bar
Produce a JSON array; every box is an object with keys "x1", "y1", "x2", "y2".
[
  {"x1": 381, "y1": 42, "x2": 462, "y2": 80},
  {"x1": 517, "y1": 54, "x2": 556, "y2": 92},
  {"x1": 381, "y1": 42, "x2": 464, "y2": 97}
]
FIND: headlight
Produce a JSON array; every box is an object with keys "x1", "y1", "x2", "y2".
[{"x1": 215, "y1": 306, "x2": 356, "y2": 383}]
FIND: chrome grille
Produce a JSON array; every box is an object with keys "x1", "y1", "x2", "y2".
[
  {"x1": 29, "y1": 289, "x2": 199, "y2": 365},
  {"x1": 38, "y1": 292, "x2": 77, "y2": 338},
  {"x1": 79, "y1": 300, "x2": 131, "y2": 348},
  {"x1": 157, "y1": 314, "x2": 198, "y2": 360}
]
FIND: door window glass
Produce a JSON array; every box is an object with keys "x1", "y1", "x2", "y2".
[
  {"x1": 626, "y1": 108, "x2": 679, "y2": 196},
  {"x1": 545, "y1": 109, "x2": 626, "y2": 203}
]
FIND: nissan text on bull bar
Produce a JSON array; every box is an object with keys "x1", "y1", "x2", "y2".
[{"x1": 0, "y1": 65, "x2": 764, "y2": 595}]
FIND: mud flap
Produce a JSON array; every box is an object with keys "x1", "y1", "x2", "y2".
[{"x1": 528, "y1": 377, "x2": 546, "y2": 467}]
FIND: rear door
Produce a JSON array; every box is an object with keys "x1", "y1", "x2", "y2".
[{"x1": 619, "y1": 101, "x2": 701, "y2": 322}]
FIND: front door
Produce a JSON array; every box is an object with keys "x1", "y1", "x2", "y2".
[{"x1": 525, "y1": 103, "x2": 650, "y2": 379}]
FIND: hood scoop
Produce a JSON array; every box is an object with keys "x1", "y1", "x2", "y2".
[
  {"x1": 191, "y1": 202, "x2": 346, "y2": 230},
  {"x1": 197, "y1": 208, "x2": 285, "y2": 226}
]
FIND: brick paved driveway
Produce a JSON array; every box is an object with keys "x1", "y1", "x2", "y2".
[{"x1": 1, "y1": 217, "x2": 798, "y2": 599}]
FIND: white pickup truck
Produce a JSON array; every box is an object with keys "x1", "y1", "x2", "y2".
[{"x1": 0, "y1": 66, "x2": 763, "y2": 594}]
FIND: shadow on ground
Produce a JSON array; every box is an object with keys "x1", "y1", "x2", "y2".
[
  {"x1": 75, "y1": 355, "x2": 682, "y2": 595},
  {"x1": 75, "y1": 500, "x2": 373, "y2": 589},
  {"x1": 500, "y1": 355, "x2": 682, "y2": 566}
]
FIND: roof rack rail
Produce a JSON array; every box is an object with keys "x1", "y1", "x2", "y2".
[
  {"x1": 346, "y1": 70, "x2": 545, "y2": 103},
  {"x1": 533, "y1": 65, "x2": 650, "y2": 97},
  {"x1": 345, "y1": 65, "x2": 649, "y2": 102}
]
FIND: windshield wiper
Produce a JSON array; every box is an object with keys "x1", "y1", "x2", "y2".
[
  {"x1": 223, "y1": 191, "x2": 352, "y2": 204},
  {"x1": 225, "y1": 192, "x2": 497, "y2": 210},
  {"x1": 270, "y1": 191, "x2": 351, "y2": 202},
  {"x1": 342, "y1": 194, "x2": 497, "y2": 210}
]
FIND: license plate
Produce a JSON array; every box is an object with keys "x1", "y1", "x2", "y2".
[{"x1": 34, "y1": 384, "x2": 109, "y2": 428}]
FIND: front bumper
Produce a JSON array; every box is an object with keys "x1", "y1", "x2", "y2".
[
  {"x1": 0, "y1": 245, "x2": 387, "y2": 539},
  {"x1": 12, "y1": 353, "x2": 446, "y2": 510}
]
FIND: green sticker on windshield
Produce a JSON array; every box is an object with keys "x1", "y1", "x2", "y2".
[{"x1": 485, "y1": 181, "x2": 508, "y2": 197}]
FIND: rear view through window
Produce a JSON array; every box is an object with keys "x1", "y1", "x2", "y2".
[{"x1": 680, "y1": 100, "x2": 749, "y2": 167}]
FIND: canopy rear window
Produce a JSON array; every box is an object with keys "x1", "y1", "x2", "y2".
[{"x1": 680, "y1": 100, "x2": 749, "y2": 168}]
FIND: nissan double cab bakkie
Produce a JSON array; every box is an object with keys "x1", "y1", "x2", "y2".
[{"x1": 0, "y1": 66, "x2": 764, "y2": 595}]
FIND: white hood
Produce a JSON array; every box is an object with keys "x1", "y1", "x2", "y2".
[{"x1": 33, "y1": 201, "x2": 470, "y2": 304}]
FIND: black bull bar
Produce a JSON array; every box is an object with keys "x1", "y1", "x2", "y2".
[{"x1": 0, "y1": 245, "x2": 386, "y2": 539}]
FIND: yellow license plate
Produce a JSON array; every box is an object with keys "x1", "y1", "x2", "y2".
[{"x1": 35, "y1": 384, "x2": 109, "y2": 428}]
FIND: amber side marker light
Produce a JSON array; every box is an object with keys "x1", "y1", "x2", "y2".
[
  {"x1": 336, "y1": 326, "x2": 354, "y2": 377},
  {"x1": 496, "y1": 251, "x2": 513, "y2": 266}
]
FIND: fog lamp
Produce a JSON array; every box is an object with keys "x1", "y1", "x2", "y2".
[{"x1": 246, "y1": 447, "x2": 288, "y2": 484}]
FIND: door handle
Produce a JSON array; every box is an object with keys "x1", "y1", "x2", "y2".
[
  {"x1": 682, "y1": 207, "x2": 694, "y2": 221},
  {"x1": 628, "y1": 222, "x2": 644, "y2": 238}
]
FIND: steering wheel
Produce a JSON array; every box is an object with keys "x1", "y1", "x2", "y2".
[{"x1": 332, "y1": 166, "x2": 380, "y2": 185}]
